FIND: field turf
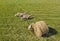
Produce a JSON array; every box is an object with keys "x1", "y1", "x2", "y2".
[{"x1": 0, "y1": 0, "x2": 60, "y2": 41}]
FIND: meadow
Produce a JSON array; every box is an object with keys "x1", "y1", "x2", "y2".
[{"x1": 0, "y1": 0, "x2": 60, "y2": 41}]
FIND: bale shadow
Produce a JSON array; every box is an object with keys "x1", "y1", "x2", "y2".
[{"x1": 42, "y1": 26, "x2": 57, "y2": 37}]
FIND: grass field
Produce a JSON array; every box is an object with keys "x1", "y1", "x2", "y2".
[{"x1": 0, "y1": 0, "x2": 60, "y2": 41}]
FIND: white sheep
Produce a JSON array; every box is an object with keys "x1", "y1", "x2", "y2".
[{"x1": 15, "y1": 12, "x2": 32, "y2": 20}]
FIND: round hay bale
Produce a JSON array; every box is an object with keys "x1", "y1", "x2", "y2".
[{"x1": 28, "y1": 21, "x2": 49, "y2": 37}]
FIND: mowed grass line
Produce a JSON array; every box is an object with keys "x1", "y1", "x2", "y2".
[{"x1": 0, "y1": 0, "x2": 60, "y2": 41}]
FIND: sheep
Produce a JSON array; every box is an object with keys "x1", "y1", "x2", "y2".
[
  {"x1": 15, "y1": 12, "x2": 32, "y2": 20},
  {"x1": 28, "y1": 21, "x2": 49, "y2": 37}
]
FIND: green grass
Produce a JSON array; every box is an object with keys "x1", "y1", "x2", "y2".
[{"x1": 0, "y1": 0, "x2": 60, "y2": 41}]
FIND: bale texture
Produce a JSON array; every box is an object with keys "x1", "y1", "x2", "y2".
[{"x1": 28, "y1": 21, "x2": 49, "y2": 37}]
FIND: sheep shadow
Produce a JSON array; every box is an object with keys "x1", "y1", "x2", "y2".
[
  {"x1": 23, "y1": 17, "x2": 34, "y2": 21},
  {"x1": 42, "y1": 26, "x2": 57, "y2": 37},
  {"x1": 28, "y1": 17, "x2": 34, "y2": 20}
]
